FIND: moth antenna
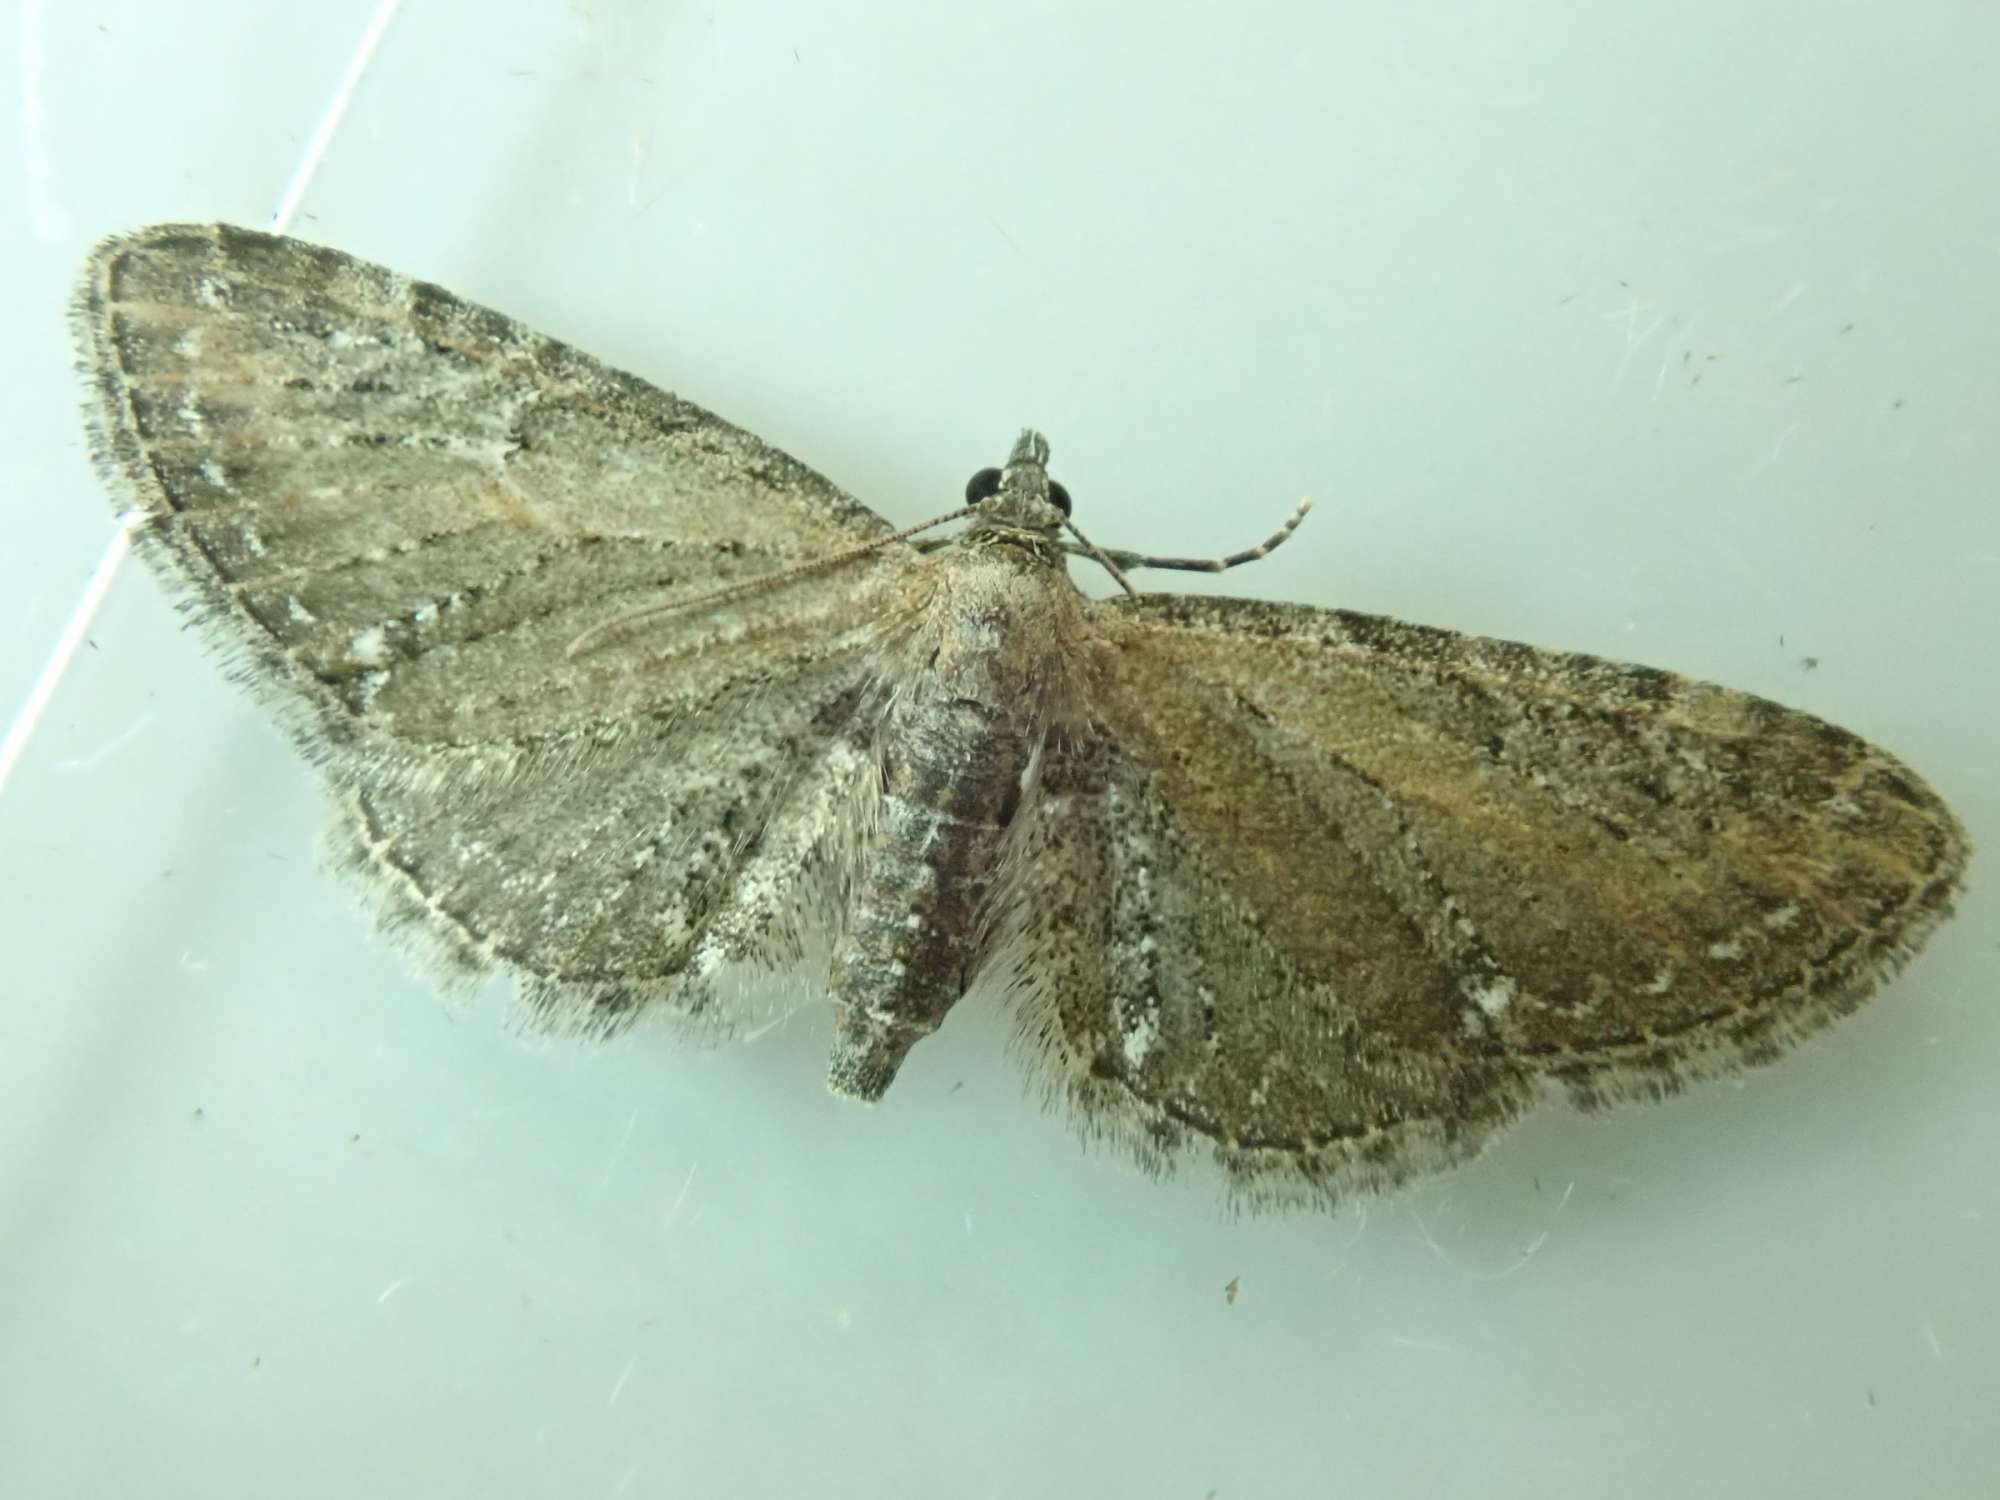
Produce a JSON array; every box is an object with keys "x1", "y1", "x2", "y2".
[
  {"x1": 565, "y1": 506, "x2": 976, "y2": 659},
  {"x1": 1065, "y1": 498, "x2": 1314, "y2": 577}
]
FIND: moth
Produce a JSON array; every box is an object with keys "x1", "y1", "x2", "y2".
[{"x1": 73, "y1": 223, "x2": 1967, "y2": 1209}]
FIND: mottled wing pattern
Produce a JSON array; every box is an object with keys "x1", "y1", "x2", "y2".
[
  {"x1": 1007, "y1": 593, "x2": 1966, "y2": 1208},
  {"x1": 1004, "y1": 733, "x2": 1533, "y2": 1211},
  {"x1": 75, "y1": 222, "x2": 912, "y2": 1025}
]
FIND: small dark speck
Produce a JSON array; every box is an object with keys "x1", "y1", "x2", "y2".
[
  {"x1": 1867, "y1": 1388, "x2": 1878, "y2": 1407},
  {"x1": 1839, "y1": 322, "x2": 1856, "y2": 335},
  {"x1": 1800, "y1": 657, "x2": 1820, "y2": 672},
  {"x1": 1223, "y1": 1276, "x2": 1241, "y2": 1305},
  {"x1": 190, "y1": 1106, "x2": 205, "y2": 1123},
  {"x1": 947, "y1": 1080, "x2": 964, "y2": 1095},
  {"x1": 1555, "y1": 292, "x2": 1578, "y2": 307},
  {"x1": 349, "y1": 1132, "x2": 361, "y2": 1144},
  {"x1": 1533, "y1": 1175, "x2": 1542, "y2": 1193},
  {"x1": 251, "y1": 1355, "x2": 261, "y2": 1371},
  {"x1": 1891, "y1": 397, "x2": 1906, "y2": 410}
]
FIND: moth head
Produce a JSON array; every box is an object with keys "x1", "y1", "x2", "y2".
[{"x1": 964, "y1": 428, "x2": 1071, "y2": 534}]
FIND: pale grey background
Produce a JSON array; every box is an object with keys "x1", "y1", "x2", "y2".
[{"x1": 2, "y1": 3, "x2": 1994, "y2": 1497}]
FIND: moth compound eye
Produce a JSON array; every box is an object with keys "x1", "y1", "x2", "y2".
[
  {"x1": 1047, "y1": 480, "x2": 1072, "y2": 517},
  {"x1": 965, "y1": 467, "x2": 1002, "y2": 504}
]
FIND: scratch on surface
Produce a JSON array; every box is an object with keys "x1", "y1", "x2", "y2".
[
  {"x1": 1319, "y1": 1202, "x2": 1371, "y2": 1279},
  {"x1": 1603, "y1": 297, "x2": 1667, "y2": 391},
  {"x1": 377, "y1": 1278, "x2": 408, "y2": 1305},
  {"x1": 608, "y1": 1353, "x2": 638, "y2": 1406},
  {"x1": 1407, "y1": 1197, "x2": 1555, "y2": 1280},
  {"x1": 1754, "y1": 422, "x2": 1802, "y2": 473},
  {"x1": 739, "y1": 999, "x2": 806, "y2": 1042},
  {"x1": 1917, "y1": 1307, "x2": 1947, "y2": 1363},
  {"x1": 661, "y1": 1161, "x2": 699, "y2": 1231},
  {"x1": 1768, "y1": 281, "x2": 1809, "y2": 318},
  {"x1": 1653, "y1": 340, "x2": 1677, "y2": 398},
  {"x1": 981, "y1": 212, "x2": 1031, "y2": 263},
  {"x1": 595, "y1": 1107, "x2": 641, "y2": 1197},
  {"x1": 57, "y1": 714, "x2": 159, "y2": 772}
]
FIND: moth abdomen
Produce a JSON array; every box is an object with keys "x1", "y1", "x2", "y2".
[{"x1": 825, "y1": 695, "x2": 1030, "y2": 1101}]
